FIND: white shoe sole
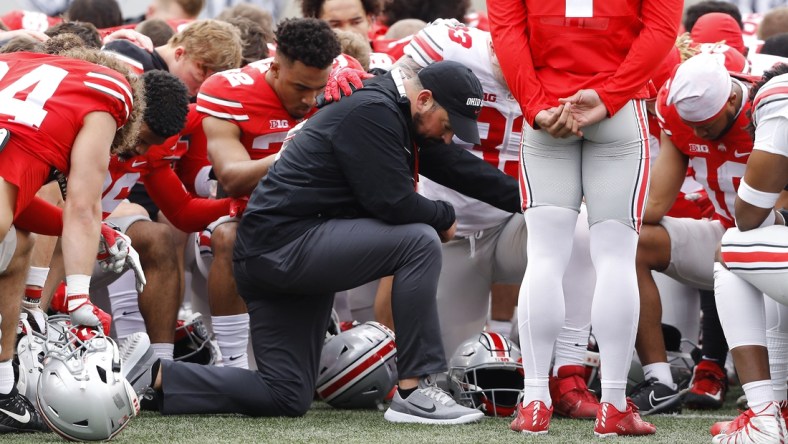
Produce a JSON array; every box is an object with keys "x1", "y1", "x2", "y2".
[{"x1": 383, "y1": 408, "x2": 484, "y2": 424}]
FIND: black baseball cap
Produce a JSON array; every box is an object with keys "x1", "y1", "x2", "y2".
[{"x1": 417, "y1": 60, "x2": 484, "y2": 144}]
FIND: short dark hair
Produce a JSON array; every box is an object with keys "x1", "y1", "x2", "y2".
[
  {"x1": 135, "y1": 18, "x2": 175, "y2": 47},
  {"x1": 301, "y1": 0, "x2": 381, "y2": 19},
  {"x1": 745, "y1": 63, "x2": 788, "y2": 137},
  {"x1": 223, "y1": 17, "x2": 268, "y2": 66},
  {"x1": 142, "y1": 70, "x2": 189, "y2": 138},
  {"x1": 761, "y1": 32, "x2": 788, "y2": 58},
  {"x1": 684, "y1": 1, "x2": 743, "y2": 32},
  {"x1": 65, "y1": 0, "x2": 124, "y2": 29},
  {"x1": 382, "y1": 0, "x2": 470, "y2": 26},
  {"x1": 45, "y1": 21, "x2": 101, "y2": 48},
  {"x1": 275, "y1": 18, "x2": 340, "y2": 69}
]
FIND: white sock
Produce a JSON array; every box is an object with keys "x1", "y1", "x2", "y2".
[
  {"x1": 743, "y1": 380, "x2": 775, "y2": 412},
  {"x1": 600, "y1": 380, "x2": 628, "y2": 411},
  {"x1": 642, "y1": 362, "x2": 676, "y2": 389},
  {"x1": 486, "y1": 319, "x2": 511, "y2": 337},
  {"x1": 151, "y1": 343, "x2": 174, "y2": 361},
  {"x1": 765, "y1": 297, "x2": 788, "y2": 401},
  {"x1": 714, "y1": 263, "x2": 767, "y2": 348},
  {"x1": 0, "y1": 360, "x2": 13, "y2": 395},
  {"x1": 553, "y1": 326, "x2": 591, "y2": 376},
  {"x1": 590, "y1": 221, "x2": 639, "y2": 386},
  {"x1": 108, "y1": 271, "x2": 146, "y2": 338},
  {"x1": 522, "y1": 378, "x2": 551, "y2": 408},
  {"x1": 212, "y1": 314, "x2": 250, "y2": 369}
]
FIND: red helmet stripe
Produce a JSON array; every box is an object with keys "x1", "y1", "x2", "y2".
[{"x1": 317, "y1": 339, "x2": 396, "y2": 401}]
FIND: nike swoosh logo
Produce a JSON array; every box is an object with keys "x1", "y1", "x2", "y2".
[
  {"x1": 228, "y1": 355, "x2": 243, "y2": 361},
  {"x1": 703, "y1": 391, "x2": 723, "y2": 402},
  {"x1": 412, "y1": 402, "x2": 436, "y2": 413},
  {"x1": 649, "y1": 391, "x2": 677, "y2": 407},
  {"x1": 121, "y1": 310, "x2": 140, "y2": 316},
  {"x1": 132, "y1": 160, "x2": 147, "y2": 167},
  {"x1": 0, "y1": 407, "x2": 30, "y2": 424},
  {"x1": 733, "y1": 151, "x2": 750, "y2": 158}
]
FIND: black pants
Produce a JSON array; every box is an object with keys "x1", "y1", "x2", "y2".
[{"x1": 159, "y1": 218, "x2": 447, "y2": 416}]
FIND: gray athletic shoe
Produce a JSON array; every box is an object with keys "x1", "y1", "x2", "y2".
[
  {"x1": 119, "y1": 332, "x2": 157, "y2": 395},
  {"x1": 384, "y1": 376, "x2": 484, "y2": 424}
]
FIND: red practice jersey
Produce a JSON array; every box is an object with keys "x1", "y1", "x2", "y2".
[{"x1": 488, "y1": 0, "x2": 682, "y2": 126}]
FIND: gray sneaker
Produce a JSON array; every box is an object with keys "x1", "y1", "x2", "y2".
[
  {"x1": 384, "y1": 376, "x2": 484, "y2": 424},
  {"x1": 119, "y1": 332, "x2": 157, "y2": 395}
]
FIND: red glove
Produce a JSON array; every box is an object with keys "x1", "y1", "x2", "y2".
[
  {"x1": 229, "y1": 197, "x2": 248, "y2": 218},
  {"x1": 54, "y1": 292, "x2": 112, "y2": 335},
  {"x1": 323, "y1": 65, "x2": 373, "y2": 103},
  {"x1": 98, "y1": 223, "x2": 147, "y2": 292}
]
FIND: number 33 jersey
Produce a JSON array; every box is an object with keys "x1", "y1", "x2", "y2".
[
  {"x1": 0, "y1": 52, "x2": 133, "y2": 175},
  {"x1": 405, "y1": 19, "x2": 522, "y2": 234}
]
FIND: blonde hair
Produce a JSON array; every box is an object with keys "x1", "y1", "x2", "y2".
[
  {"x1": 168, "y1": 19, "x2": 242, "y2": 73},
  {"x1": 57, "y1": 45, "x2": 145, "y2": 157},
  {"x1": 333, "y1": 28, "x2": 370, "y2": 71}
]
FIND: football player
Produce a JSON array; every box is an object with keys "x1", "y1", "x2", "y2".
[
  {"x1": 710, "y1": 63, "x2": 788, "y2": 444},
  {"x1": 0, "y1": 47, "x2": 141, "y2": 433},
  {"x1": 488, "y1": 0, "x2": 682, "y2": 436}
]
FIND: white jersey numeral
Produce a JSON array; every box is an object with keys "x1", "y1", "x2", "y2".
[
  {"x1": 0, "y1": 62, "x2": 67, "y2": 128},
  {"x1": 566, "y1": 0, "x2": 593, "y2": 17}
]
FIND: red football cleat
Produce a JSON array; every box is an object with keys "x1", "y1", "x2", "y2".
[
  {"x1": 550, "y1": 365, "x2": 600, "y2": 419},
  {"x1": 594, "y1": 400, "x2": 656, "y2": 437},
  {"x1": 510, "y1": 400, "x2": 552, "y2": 435},
  {"x1": 685, "y1": 360, "x2": 728, "y2": 410}
]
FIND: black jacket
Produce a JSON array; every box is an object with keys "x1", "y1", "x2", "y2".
[{"x1": 235, "y1": 71, "x2": 519, "y2": 258}]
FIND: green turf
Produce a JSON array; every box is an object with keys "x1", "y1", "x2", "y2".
[{"x1": 9, "y1": 389, "x2": 746, "y2": 444}]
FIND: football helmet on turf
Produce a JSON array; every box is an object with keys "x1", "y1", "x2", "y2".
[
  {"x1": 316, "y1": 321, "x2": 397, "y2": 409},
  {"x1": 448, "y1": 332, "x2": 524, "y2": 417},
  {"x1": 174, "y1": 312, "x2": 219, "y2": 365},
  {"x1": 37, "y1": 328, "x2": 139, "y2": 441}
]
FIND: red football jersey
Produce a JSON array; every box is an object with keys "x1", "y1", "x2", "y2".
[
  {"x1": 488, "y1": 0, "x2": 682, "y2": 125},
  {"x1": 656, "y1": 79, "x2": 754, "y2": 228},
  {"x1": 195, "y1": 59, "x2": 306, "y2": 161},
  {"x1": 0, "y1": 10, "x2": 61, "y2": 31},
  {"x1": 0, "y1": 52, "x2": 133, "y2": 175}
]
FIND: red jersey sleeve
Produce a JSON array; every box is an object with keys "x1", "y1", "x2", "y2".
[
  {"x1": 597, "y1": 0, "x2": 682, "y2": 116},
  {"x1": 487, "y1": 0, "x2": 552, "y2": 127},
  {"x1": 143, "y1": 166, "x2": 231, "y2": 232}
]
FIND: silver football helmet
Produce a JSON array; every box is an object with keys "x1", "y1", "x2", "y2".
[
  {"x1": 15, "y1": 314, "x2": 47, "y2": 402},
  {"x1": 174, "y1": 312, "x2": 219, "y2": 365},
  {"x1": 448, "y1": 332, "x2": 524, "y2": 417},
  {"x1": 316, "y1": 321, "x2": 397, "y2": 409},
  {"x1": 37, "y1": 327, "x2": 139, "y2": 441}
]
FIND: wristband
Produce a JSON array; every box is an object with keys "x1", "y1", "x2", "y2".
[
  {"x1": 66, "y1": 274, "x2": 91, "y2": 295},
  {"x1": 738, "y1": 179, "x2": 780, "y2": 209}
]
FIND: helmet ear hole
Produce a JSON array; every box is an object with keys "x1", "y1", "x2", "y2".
[{"x1": 96, "y1": 366, "x2": 108, "y2": 384}]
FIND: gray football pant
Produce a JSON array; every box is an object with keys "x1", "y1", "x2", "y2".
[{"x1": 159, "y1": 218, "x2": 447, "y2": 416}]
